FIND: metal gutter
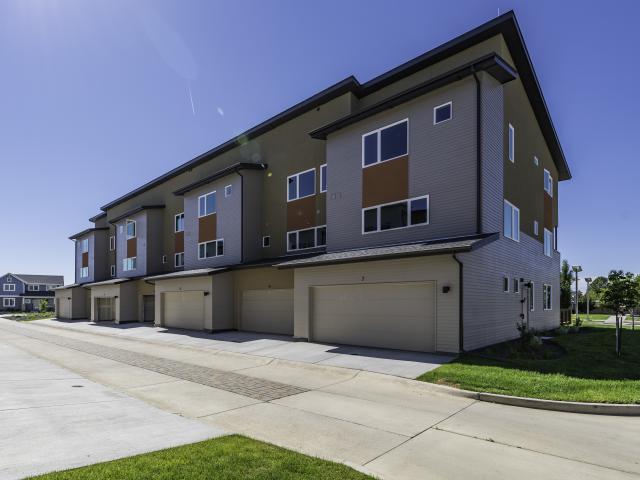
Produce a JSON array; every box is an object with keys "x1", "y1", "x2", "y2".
[
  {"x1": 453, "y1": 254, "x2": 465, "y2": 353},
  {"x1": 472, "y1": 70, "x2": 483, "y2": 235}
]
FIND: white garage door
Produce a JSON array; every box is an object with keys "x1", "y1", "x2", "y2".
[
  {"x1": 163, "y1": 291, "x2": 205, "y2": 330},
  {"x1": 57, "y1": 298, "x2": 71, "y2": 319},
  {"x1": 311, "y1": 282, "x2": 436, "y2": 352},
  {"x1": 96, "y1": 297, "x2": 115, "y2": 322},
  {"x1": 241, "y1": 289, "x2": 294, "y2": 335}
]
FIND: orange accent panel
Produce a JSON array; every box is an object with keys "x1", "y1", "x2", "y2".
[
  {"x1": 287, "y1": 196, "x2": 317, "y2": 231},
  {"x1": 198, "y1": 214, "x2": 217, "y2": 243},
  {"x1": 544, "y1": 193, "x2": 553, "y2": 230},
  {"x1": 362, "y1": 156, "x2": 409, "y2": 208},
  {"x1": 174, "y1": 231, "x2": 184, "y2": 253},
  {"x1": 81, "y1": 252, "x2": 89, "y2": 268},
  {"x1": 127, "y1": 238, "x2": 137, "y2": 257}
]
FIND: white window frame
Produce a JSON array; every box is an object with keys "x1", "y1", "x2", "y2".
[
  {"x1": 544, "y1": 228, "x2": 553, "y2": 257},
  {"x1": 287, "y1": 168, "x2": 316, "y2": 202},
  {"x1": 3, "y1": 298, "x2": 15, "y2": 308},
  {"x1": 80, "y1": 238, "x2": 89, "y2": 253},
  {"x1": 433, "y1": 101, "x2": 452, "y2": 125},
  {"x1": 362, "y1": 118, "x2": 409, "y2": 168},
  {"x1": 125, "y1": 220, "x2": 136, "y2": 239},
  {"x1": 109, "y1": 235, "x2": 115, "y2": 251},
  {"x1": 224, "y1": 184, "x2": 232, "y2": 198},
  {"x1": 110, "y1": 265, "x2": 116, "y2": 277},
  {"x1": 544, "y1": 169, "x2": 553, "y2": 197},
  {"x1": 513, "y1": 278, "x2": 520, "y2": 294},
  {"x1": 122, "y1": 257, "x2": 137, "y2": 272},
  {"x1": 174, "y1": 252, "x2": 185, "y2": 268},
  {"x1": 27, "y1": 285, "x2": 39, "y2": 291},
  {"x1": 197, "y1": 239, "x2": 224, "y2": 260},
  {"x1": 508, "y1": 123, "x2": 515, "y2": 162},
  {"x1": 262, "y1": 236, "x2": 271, "y2": 248},
  {"x1": 3, "y1": 283, "x2": 16, "y2": 292},
  {"x1": 162, "y1": 255, "x2": 167, "y2": 264},
  {"x1": 198, "y1": 191, "x2": 217, "y2": 218},
  {"x1": 533, "y1": 156, "x2": 539, "y2": 166},
  {"x1": 529, "y1": 281, "x2": 535, "y2": 311},
  {"x1": 533, "y1": 220, "x2": 539, "y2": 236},
  {"x1": 503, "y1": 199, "x2": 520, "y2": 242},
  {"x1": 24, "y1": 299, "x2": 31, "y2": 304},
  {"x1": 5, "y1": 276, "x2": 12, "y2": 282},
  {"x1": 543, "y1": 284, "x2": 553, "y2": 310},
  {"x1": 174, "y1": 213, "x2": 184, "y2": 233},
  {"x1": 320, "y1": 164, "x2": 327, "y2": 193},
  {"x1": 362, "y1": 195, "x2": 430, "y2": 235},
  {"x1": 503, "y1": 277, "x2": 510, "y2": 293},
  {"x1": 286, "y1": 225, "x2": 327, "y2": 252},
  {"x1": 80, "y1": 266, "x2": 89, "y2": 278}
]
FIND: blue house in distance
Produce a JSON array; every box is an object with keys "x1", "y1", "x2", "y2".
[{"x1": 0, "y1": 273, "x2": 64, "y2": 312}]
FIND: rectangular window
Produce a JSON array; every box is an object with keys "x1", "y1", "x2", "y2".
[
  {"x1": 533, "y1": 220, "x2": 539, "y2": 236},
  {"x1": 320, "y1": 164, "x2": 327, "y2": 193},
  {"x1": 503, "y1": 277, "x2": 510, "y2": 293},
  {"x1": 80, "y1": 238, "x2": 89, "y2": 253},
  {"x1": 6, "y1": 276, "x2": 12, "y2": 282},
  {"x1": 362, "y1": 196, "x2": 429, "y2": 234},
  {"x1": 24, "y1": 299, "x2": 31, "y2": 304},
  {"x1": 126, "y1": 220, "x2": 136, "y2": 239},
  {"x1": 533, "y1": 156, "x2": 539, "y2": 166},
  {"x1": 122, "y1": 257, "x2": 136, "y2": 271},
  {"x1": 544, "y1": 169, "x2": 553, "y2": 196},
  {"x1": 508, "y1": 123, "x2": 515, "y2": 162},
  {"x1": 174, "y1": 252, "x2": 184, "y2": 267},
  {"x1": 3, "y1": 283, "x2": 16, "y2": 292},
  {"x1": 262, "y1": 236, "x2": 271, "y2": 248},
  {"x1": 513, "y1": 278, "x2": 520, "y2": 294},
  {"x1": 554, "y1": 227, "x2": 558, "y2": 250},
  {"x1": 287, "y1": 168, "x2": 316, "y2": 201},
  {"x1": 3, "y1": 298, "x2": 15, "y2": 308},
  {"x1": 362, "y1": 119, "x2": 408, "y2": 167},
  {"x1": 80, "y1": 266, "x2": 89, "y2": 278},
  {"x1": 224, "y1": 184, "x2": 232, "y2": 197},
  {"x1": 174, "y1": 213, "x2": 184, "y2": 232},
  {"x1": 528, "y1": 282, "x2": 535, "y2": 311},
  {"x1": 110, "y1": 265, "x2": 116, "y2": 277},
  {"x1": 198, "y1": 192, "x2": 216, "y2": 217},
  {"x1": 109, "y1": 236, "x2": 115, "y2": 251},
  {"x1": 286, "y1": 225, "x2": 327, "y2": 252},
  {"x1": 434, "y1": 102, "x2": 452, "y2": 124},
  {"x1": 162, "y1": 255, "x2": 167, "y2": 264},
  {"x1": 544, "y1": 229, "x2": 553, "y2": 257},
  {"x1": 27, "y1": 285, "x2": 39, "y2": 291},
  {"x1": 543, "y1": 284, "x2": 552, "y2": 310},
  {"x1": 503, "y1": 200, "x2": 520, "y2": 241},
  {"x1": 198, "y1": 239, "x2": 224, "y2": 259}
]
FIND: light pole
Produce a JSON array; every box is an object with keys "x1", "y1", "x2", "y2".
[
  {"x1": 572, "y1": 265, "x2": 582, "y2": 324},
  {"x1": 585, "y1": 277, "x2": 592, "y2": 322}
]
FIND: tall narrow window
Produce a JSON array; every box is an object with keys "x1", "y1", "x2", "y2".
[
  {"x1": 109, "y1": 236, "x2": 115, "y2": 251},
  {"x1": 508, "y1": 123, "x2": 515, "y2": 163},
  {"x1": 543, "y1": 284, "x2": 552, "y2": 310},
  {"x1": 80, "y1": 238, "x2": 89, "y2": 253},
  {"x1": 503, "y1": 200, "x2": 520, "y2": 241},
  {"x1": 320, "y1": 164, "x2": 327, "y2": 193},
  {"x1": 174, "y1": 252, "x2": 185, "y2": 267},
  {"x1": 544, "y1": 169, "x2": 553, "y2": 196},
  {"x1": 528, "y1": 282, "x2": 535, "y2": 311},
  {"x1": 544, "y1": 229, "x2": 553, "y2": 257},
  {"x1": 126, "y1": 220, "x2": 136, "y2": 239},
  {"x1": 174, "y1": 213, "x2": 184, "y2": 232}
]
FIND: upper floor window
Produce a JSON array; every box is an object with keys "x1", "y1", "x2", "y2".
[
  {"x1": 175, "y1": 252, "x2": 185, "y2": 267},
  {"x1": 109, "y1": 235, "x2": 115, "y2": 251},
  {"x1": 123, "y1": 257, "x2": 136, "y2": 271},
  {"x1": 80, "y1": 238, "x2": 89, "y2": 253},
  {"x1": 27, "y1": 285, "x2": 39, "y2": 291},
  {"x1": 262, "y1": 236, "x2": 271, "y2": 248},
  {"x1": 503, "y1": 277, "x2": 509, "y2": 293},
  {"x1": 508, "y1": 123, "x2": 515, "y2": 163},
  {"x1": 544, "y1": 228, "x2": 553, "y2": 257},
  {"x1": 224, "y1": 184, "x2": 232, "y2": 198},
  {"x1": 363, "y1": 196, "x2": 429, "y2": 234},
  {"x1": 544, "y1": 169, "x2": 553, "y2": 196},
  {"x1": 175, "y1": 213, "x2": 185, "y2": 233},
  {"x1": 287, "y1": 168, "x2": 315, "y2": 201},
  {"x1": 126, "y1": 220, "x2": 136, "y2": 239},
  {"x1": 434, "y1": 102, "x2": 452, "y2": 124},
  {"x1": 110, "y1": 265, "x2": 116, "y2": 277},
  {"x1": 543, "y1": 284, "x2": 552, "y2": 310},
  {"x1": 80, "y1": 267, "x2": 89, "y2": 278},
  {"x1": 287, "y1": 226, "x2": 326, "y2": 252},
  {"x1": 3, "y1": 283, "x2": 16, "y2": 291},
  {"x1": 198, "y1": 239, "x2": 224, "y2": 259},
  {"x1": 362, "y1": 119, "x2": 408, "y2": 167},
  {"x1": 513, "y1": 278, "x2": 520, "y2": 294},
  {"x1": 503, "y1": 200, "x2": 520, "y2": 242},
  {"x1": 533, "y1": 156, "x2": 539, "y2": 166},
  {"x1": 533, "y1": 220, "x2": 539, "y2": 236},
  {"x1": 198, "y1": 191, "x2": 216, "y2": 217},
  {"x1": 6, "y1": 276, "x2": 12, "y2": 282},
  {"x1": 320, "y1": 164, "x2": 327, "y2": 193}
]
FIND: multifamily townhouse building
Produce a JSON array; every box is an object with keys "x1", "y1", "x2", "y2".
[
  {"x1": 56, "y1": 12, "x2": 569, "y2": 353},
  {"x1": 1, "y1": 274, "x2": 63, "y2": 311}
]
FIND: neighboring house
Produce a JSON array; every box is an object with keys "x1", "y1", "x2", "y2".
[
  {"x1": 56, "y1": 12, "x2": 569, "y2": 353},
  {"x1": 1, "y1": 274, "x2": 64, "y2": 312}
]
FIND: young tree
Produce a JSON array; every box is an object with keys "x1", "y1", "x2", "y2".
[
  {"x1": 39, "y1": 299, "x2": 49, "y2": 313},
  {"x1": 601, "y1": 270, "x2": 636, "y2": 355},
  {"x1": 589, "y1": 276, "x2": 609, "y2": 308},
  {"x1": 560, "y1": 260, "x2": 574, "y2": 309}
]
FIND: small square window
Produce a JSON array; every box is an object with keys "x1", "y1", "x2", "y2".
[
  {"x1": 225, "y1": 185, "x2": 232, "y2": 197},
  {"x1": 262, "y1": 236, "x2": 271, "y2": 248},
  {"x1": 434, "y1": 102, "x2": 452, "y2": 124}
]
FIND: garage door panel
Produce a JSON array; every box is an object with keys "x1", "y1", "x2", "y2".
[
  {"x1": 163, "y1": 291, "x2": 204, "y2": 330},
  {"x1": 312, "y1": 282, "x2": 435, "y2": 352},
  {"x1": 96, "y1": 298, "x2": 115, "y2": 322},
  {"x1": 241, "y1": 289, "x2": 293, "y2": 335}
]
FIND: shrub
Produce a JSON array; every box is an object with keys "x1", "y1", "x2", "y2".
[
  {"x1": 39, "y1": 299, "x2": 49, "y2": 313},
  {"x1": 554, "y1": 326, "x2": 569, "y2": 335}
]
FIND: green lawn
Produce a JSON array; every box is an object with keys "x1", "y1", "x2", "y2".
[
  {"x1": 572, "y1": 313, "x2": 611, "y2": 321},
  {"x1": 5, "y1": 312, "x2": 56, "y2": 322},
  {"x1": 28, "y1": 435, "x2": 374, "y2": 480},
  {"x1": 419, "y1": 325, "x2": 640, "y2": 404}
]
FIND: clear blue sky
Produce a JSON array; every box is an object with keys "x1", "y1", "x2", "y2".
[{"x1": 1, "y1": 0, "x2": 638, "y2": 287}]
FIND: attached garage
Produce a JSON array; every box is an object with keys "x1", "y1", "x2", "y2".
[
  {"x1": 142, "y1": 295, "x2": 155, "y2": 322},
  {"x1": 162, "y1": 291, "x2": 205, "y2": 330},
  {"x1": 96, "y1": 297, "x2": 115, "y2": 322},
  {"x1": 311, "y1": 282, "x2": 435, "y2": 352},
  {"x1": 240, "y1": 288, "x2": 294, "y2": 335},
  {"x1": 57, "y1": 297, "x2": 71, "y2": 319}
]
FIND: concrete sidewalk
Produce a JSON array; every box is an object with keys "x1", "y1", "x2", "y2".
[
  {"x1": 0, "y1": 337, "x2": 223, "y2": 480},
  {"x1": 1, "y1": 319, "x2": 637, "y2": 480}
]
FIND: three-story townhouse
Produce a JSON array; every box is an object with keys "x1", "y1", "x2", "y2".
[{"x1": 56, "y1": 11, "x2": 570, "y2": 353}]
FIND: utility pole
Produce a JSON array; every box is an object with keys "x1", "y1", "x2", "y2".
[
  {"x1": 585, "y1": 277, "x2": 592, "y2": 322},
  {"x1": 572, "y1": 265, "x2": 582, "y2": 324}
]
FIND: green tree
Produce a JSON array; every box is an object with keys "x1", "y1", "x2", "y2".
[
  {"x1": 39, "y1": 299, "x2": 49, "y2": 313},
  {"x1": 560, "y1": 260, "x2": 574, "y2": 309},
  {"x1": 588, "y1": 276, "x2": 608, "y2": 308},
  {"x1": 601, "y1": 270, "x2": 637, "y2": 355}
]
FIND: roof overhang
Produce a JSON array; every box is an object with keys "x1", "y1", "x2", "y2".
[
  {"x1": 69, "y1": 227, "x2": 109, "y2": 240},
  {"x1": 88, "y1": 212, "x2": 107, "y2": 223},
  {"x1": 143, "y1": 268, "x2": 227, "y2": 282},
  {"x1": 277, "y1": 233, "x2": 498, "y2": 269},
  {"x1": 108, "y1": 205, "x2": 165, "y2": 224},
  {"x1": 310, "y1": 53, "x2": 516, "y2": 140},
  {"x1": 51, "y1": 284, "x2": 83, "y2": 290},
  {"x1": 173, "y1": 163, "x2": 267, "y2": 196},
  {"x1": 83, "y1": 278, "x2": 132, "y2": 287}
]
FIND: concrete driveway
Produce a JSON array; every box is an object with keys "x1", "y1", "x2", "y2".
[
  {"x1": 0, "y1": 337, "x2": 223, "y2": 480},
  {"x1": 1, "y1": 319, "x2": 638, "y2": 480}
]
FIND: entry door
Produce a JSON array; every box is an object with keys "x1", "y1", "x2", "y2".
[
  {"x1": 311, "y1": 282, "x2": 436, "y2": 352},
  {"x1": 143, "y1": 295, "x2": 155, "y2": 322},
  {"x1": 96, "y1": 297, "x2": 115, "y2": 322}
]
